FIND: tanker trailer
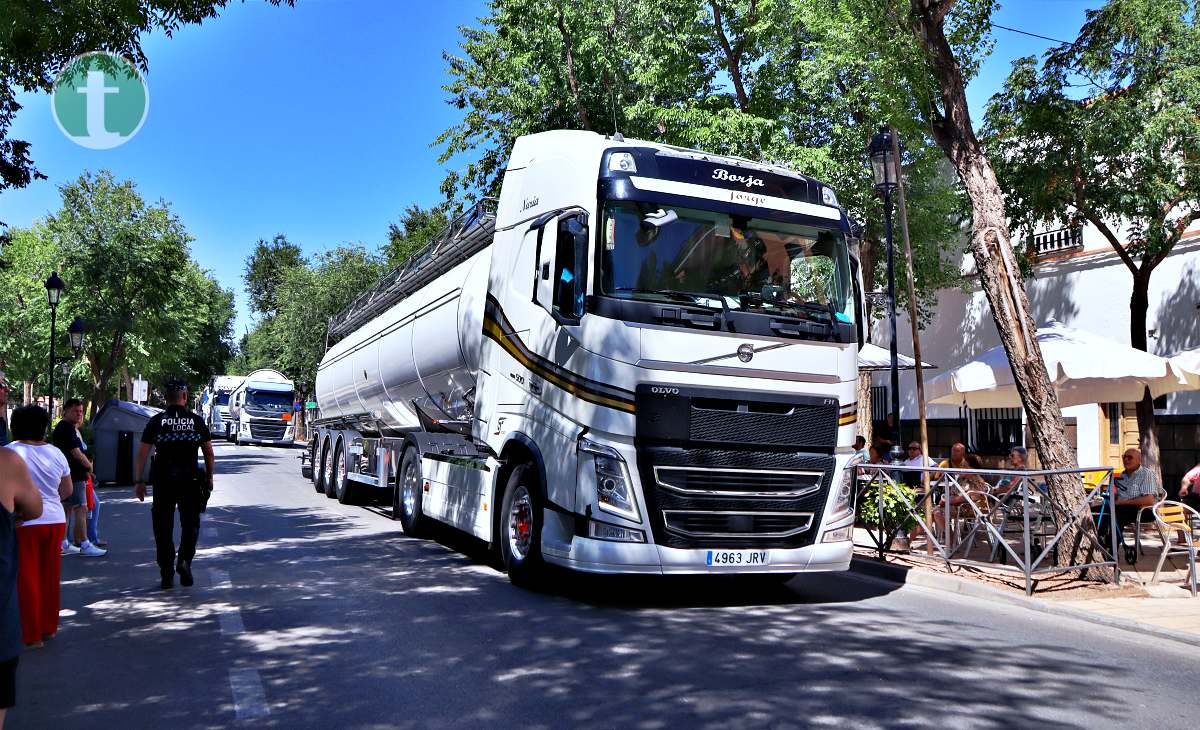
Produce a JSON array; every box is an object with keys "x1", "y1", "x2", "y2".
[{"x1": 309, "y1": 130, "x2": 863, "y2": 588}]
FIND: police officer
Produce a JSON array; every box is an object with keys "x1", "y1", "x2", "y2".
[{"x1": 134, "y1": 378, "x2": 215, "y2": 589}]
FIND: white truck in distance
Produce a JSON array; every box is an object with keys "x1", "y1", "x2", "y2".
[
  {"x1": 202, "y1": 375, "x2": 245, "y2": 439},
  {"x1": 307, "y1": 130, "x2": 863, "y2": 586},
  {"x1": 228, "y1": 369, "x2": 296, "y2": 446}
]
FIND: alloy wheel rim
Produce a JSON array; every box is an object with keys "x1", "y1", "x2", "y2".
[
  {"x1": 507, "y1": 486, "x2": 533, "y2": 560},
  {"x1": 402, "y1": 462, "x2": 418, "y2": 519},
  {"x1": 337, "y1": 449, "x2": 346, "y2": 496}
]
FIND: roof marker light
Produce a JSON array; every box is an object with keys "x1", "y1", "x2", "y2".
[
  {"x1": 821, "y1": 186, "x2": 839, "y2": 207},
  {"x1": 608, "y1": 152, "x2": 637, "y2": 173}
]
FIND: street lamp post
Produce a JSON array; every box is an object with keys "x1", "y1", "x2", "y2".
[
  {"x1": 869, "y1": 127, "x2": 903, "y2": 464},
  {"x1": 44, "y1": 272, "x2": 64, "y2": 415},
  {"x1": 44, "y1": 271, "x2": 86, "y2": 416}
]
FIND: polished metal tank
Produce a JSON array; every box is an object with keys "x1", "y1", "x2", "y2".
[{"x1": 314, "y1": 247, "x2": 490, "y2": 433}]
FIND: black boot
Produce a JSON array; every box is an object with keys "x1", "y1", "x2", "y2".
[
  {"x1": 160, "y1": 573, "x2": 174, "y2": 590},
  {"x1": 176, "y1": 560, "x2": 194, "y2": 587}
]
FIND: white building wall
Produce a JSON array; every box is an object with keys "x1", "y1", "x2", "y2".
[{"x1": 872, "y1": 232, "x2": 1200, "y2": 423}]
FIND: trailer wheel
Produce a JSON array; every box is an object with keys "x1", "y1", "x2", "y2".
[
  {"x1": 325, "y1": 440, "x2": 344, "y2": 499},
  {"x1": 499, "y1": 464, "x2": 545, "y2": 588},
  {"x1": 335, "y1": 444, "x2": 358, "y2": 505},
  {"x1": 302, "y1": 439, "x2": 316, "y2": 480},
  {"x1": 315, "y1": 437, "x2": 329, "y2": 493},
  {"x1": 395, "y1": 448, "x2": 427, "y2": 537}
]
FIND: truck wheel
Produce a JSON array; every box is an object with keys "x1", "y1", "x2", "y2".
[
  {"x1": 315, "y1": 438, "x2": 329, "y2": 493},
  {"x1": 395, "y1": 449, "x2": 427, "y2": 537},
  {"x1": 335, "y1": 444, "x2": 358, "y2": 505},
  {"x1": 302, "y1": 440, "x2": 316, "y2": 480},
  {"x1": 325, "y1": 441, "x2": 344, "y2": 499},
  {"x1": 499, "y1": 464, "x2": 545, "y2": 588}
]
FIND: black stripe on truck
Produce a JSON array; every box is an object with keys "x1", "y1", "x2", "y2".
[{"x1": 482, "y1": 295, "x2": 637, "y2": 414}]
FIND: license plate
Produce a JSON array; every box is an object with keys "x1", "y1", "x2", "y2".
[{"x1": 706, "y1": 549, "x2": 770, "y2": 567}]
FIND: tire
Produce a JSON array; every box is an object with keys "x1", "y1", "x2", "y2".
[
  {"x1": 314, "y1": 437, "x2": 329, "y2": 493},
  {"x1": 395, "y1": 448, "x2": 427, "y2": 537},
  {"x1": 302, "y1": 439, "x2": 316, "y2": 480},
  {"x1": 325, "y1": 440, "x2": 343, "y2": 499},
  {"x1": 336, "y1": 444, "x2": 357, "y2": 505},
  {"x1": 498, "y1": 464, "x2": 545, "y2": 588}
]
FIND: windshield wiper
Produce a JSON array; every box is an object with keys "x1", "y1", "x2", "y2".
[{"x1": 613, "y1": 287, "x2": 723, "y2": 310}]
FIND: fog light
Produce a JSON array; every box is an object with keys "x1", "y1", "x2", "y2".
[
  {"x1": 822, "y1": 525, "x2": 854, "y2": 543},
  {"x1": 588, "y1": 521, "x2": 645, "y2": 543}
]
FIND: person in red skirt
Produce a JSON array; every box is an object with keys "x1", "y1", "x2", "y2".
[
  {"x1": 0, "y1": 428, "x2": 43, "y2": 726},
  {"x1": 5, "y1": 406, "x2": 72, "y2": 648}
]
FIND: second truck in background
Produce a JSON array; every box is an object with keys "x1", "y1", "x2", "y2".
[{"x1": 228, "y1": 369, "x2": 296, "y2": 446}]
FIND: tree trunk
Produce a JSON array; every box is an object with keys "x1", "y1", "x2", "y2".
[
  {"x1": 556, "y1": 8, "x2": 592, "y2": 131},
  {"x1": 910, "y1": 0, "x2": 1094, "y2": 574},
  {"x1": 22, "y1": 381, "x2": 32, "y2": 406},
  {"x1": 1129, "y1": 269, "x2": 1162, "y2": 483},
  {"x1": 856, "y1": 372, "x2": 873, "y2": 445}
]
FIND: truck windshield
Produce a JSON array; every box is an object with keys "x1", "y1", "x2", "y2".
[
  {"x1": 600, "y1": 201, "x2": 853, "y2": 323},
  {"x1": 215, "y1": 393, "x2": 230, "y2": 406},
  {"x1": 246, "y1": 390, "x2": 293, "y2": 412}
]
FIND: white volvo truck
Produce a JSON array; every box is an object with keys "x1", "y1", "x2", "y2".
[
  {"x1": 229, "y1": 369, "x2": 296, "y2": 446},
  {"x1": 202, "y1": 375, "x2": 245, "y2": 439},
  {"x1": 307, "y1": 130, "x2": 864, "y2": 585}
]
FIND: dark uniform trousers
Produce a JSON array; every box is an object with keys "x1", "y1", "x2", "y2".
[{"x1": 152, "y1": 479, "x2": 203, "y2": 576}]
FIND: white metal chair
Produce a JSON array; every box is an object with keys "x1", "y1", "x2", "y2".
[{"x1": 1151, "y1": 500, "x2": 1199, "y2": 597}]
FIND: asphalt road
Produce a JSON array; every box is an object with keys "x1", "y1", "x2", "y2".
[{"x1": 11, "y1": 442, "x2": 1198, "y2": 729}]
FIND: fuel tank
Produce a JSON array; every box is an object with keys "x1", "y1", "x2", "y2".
[{"x1": 314, "y1": 247, "x2": 490, "y2": 433}]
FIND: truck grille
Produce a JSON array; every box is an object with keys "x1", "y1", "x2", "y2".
[
  {"x1": 635, "y1": 448, "x2": 834, "y2": 549},
  {"x1": 249, "y1": 422, "x2": 287, "y2": 440},
  {"x1": 636, "y1": 385, "x2": 838, "y2": 451},
  {"x1": 663, "y1": 511, "x2": 813, "y2": 539},
  {"x1": 653, "y1": 466, "x2": 822, "y2": 497}
]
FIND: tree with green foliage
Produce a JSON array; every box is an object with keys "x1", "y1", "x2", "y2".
[
  {"x1": 984, "y1": 0, "x2": 1200, "y2": 478},
  {"x1": 30, "y1": 170, "x2": 235, "y2": 412},
  {"x1": 385, "y1": 205, "x2": 451, "y2": 269},
  {"x1": 0, "y1": 0, "x2": 290, "y2": 203},
  {"x1": 0, "y1": 225, "x2": 57, "y2": 390},
  {"x1": 439, "y1": 0, "x2": 966, "y2": 445},
  {"x1": 243, "y1": 234, "x2": 305, "y2": 317},
  {"x1": 238, "y1": 245, "x2": 385, "y2": 390}
]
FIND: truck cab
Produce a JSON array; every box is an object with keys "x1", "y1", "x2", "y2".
[{"x1": 229, "y1": 369, "x2": 296, "y2": 446}]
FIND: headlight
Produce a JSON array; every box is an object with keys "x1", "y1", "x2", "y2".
[
  {"x1": 578, "y1": 438, "x2": 640, "y2": 522},
  {"x1": 829, "y1": 454, "x2": 862, "y2": 521}
]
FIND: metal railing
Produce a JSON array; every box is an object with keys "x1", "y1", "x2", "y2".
[
  {"x1": 855, "y1": 464, "x2": 1118, "y2": 595},
  {"x1": 1030, "y1": 226, "x2": 1084, "y2": 258}
]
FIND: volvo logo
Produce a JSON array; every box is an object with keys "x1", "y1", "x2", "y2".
[
  {"x1": 737, "y1": 344, "x2": 755, "y2": 363},
  {"x1": 650, "y1": 386, "x2": 680, "y2": 395}
]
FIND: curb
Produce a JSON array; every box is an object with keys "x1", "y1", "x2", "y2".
[{"x1": 849, "y1": 556, "x2": 1200, "y2": 650}]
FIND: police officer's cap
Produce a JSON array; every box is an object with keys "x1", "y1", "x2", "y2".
[{"x1": 165, "y1": 377, "x2": 188, "y2": 394}]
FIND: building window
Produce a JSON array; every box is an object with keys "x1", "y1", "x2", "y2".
[
  {"x1": 870, "y1": 386, "x2": 888, "y2": 423},
  {"x1": 967, "y1": 407, "x2": 1023, "y2": 455},
  {"x1": 1106, "y1": 403, "x2": 1120, "y2": 445}
]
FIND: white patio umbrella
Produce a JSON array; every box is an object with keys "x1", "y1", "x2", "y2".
[
  {"x1": 1170, "y1": 347, "x2": 1200, "y2": 388},
  {"x1": 926, "y1": 320, "x2": 1196, "y2": 408},
  {"x1": 857, "y1": 343, "x2": 934, "y2": 372}
]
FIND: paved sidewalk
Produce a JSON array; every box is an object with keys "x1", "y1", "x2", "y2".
[{"x1": 852, "y1": 530, "x2": 1200, "y2": 647}]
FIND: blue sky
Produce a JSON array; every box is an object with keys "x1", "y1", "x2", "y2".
[{"x1": 0, "y1": 0, "x2": 1100, "y2": 338}]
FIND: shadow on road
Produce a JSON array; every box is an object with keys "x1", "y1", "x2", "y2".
[{"x1": 19, "y1": 481, "x2": 1137, "y2": 729}]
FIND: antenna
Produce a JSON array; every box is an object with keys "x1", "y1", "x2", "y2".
[{"x1": 610, "y1": 84, "x2": 622, "y2": 141}]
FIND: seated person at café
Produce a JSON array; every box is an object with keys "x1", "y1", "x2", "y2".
[
  {"x1": 994, "y1": 446, "x2": 1043, "y2": 496},
  {"x1": 1094, "y1": 448, "x2": 1159, "y2": 555}
]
